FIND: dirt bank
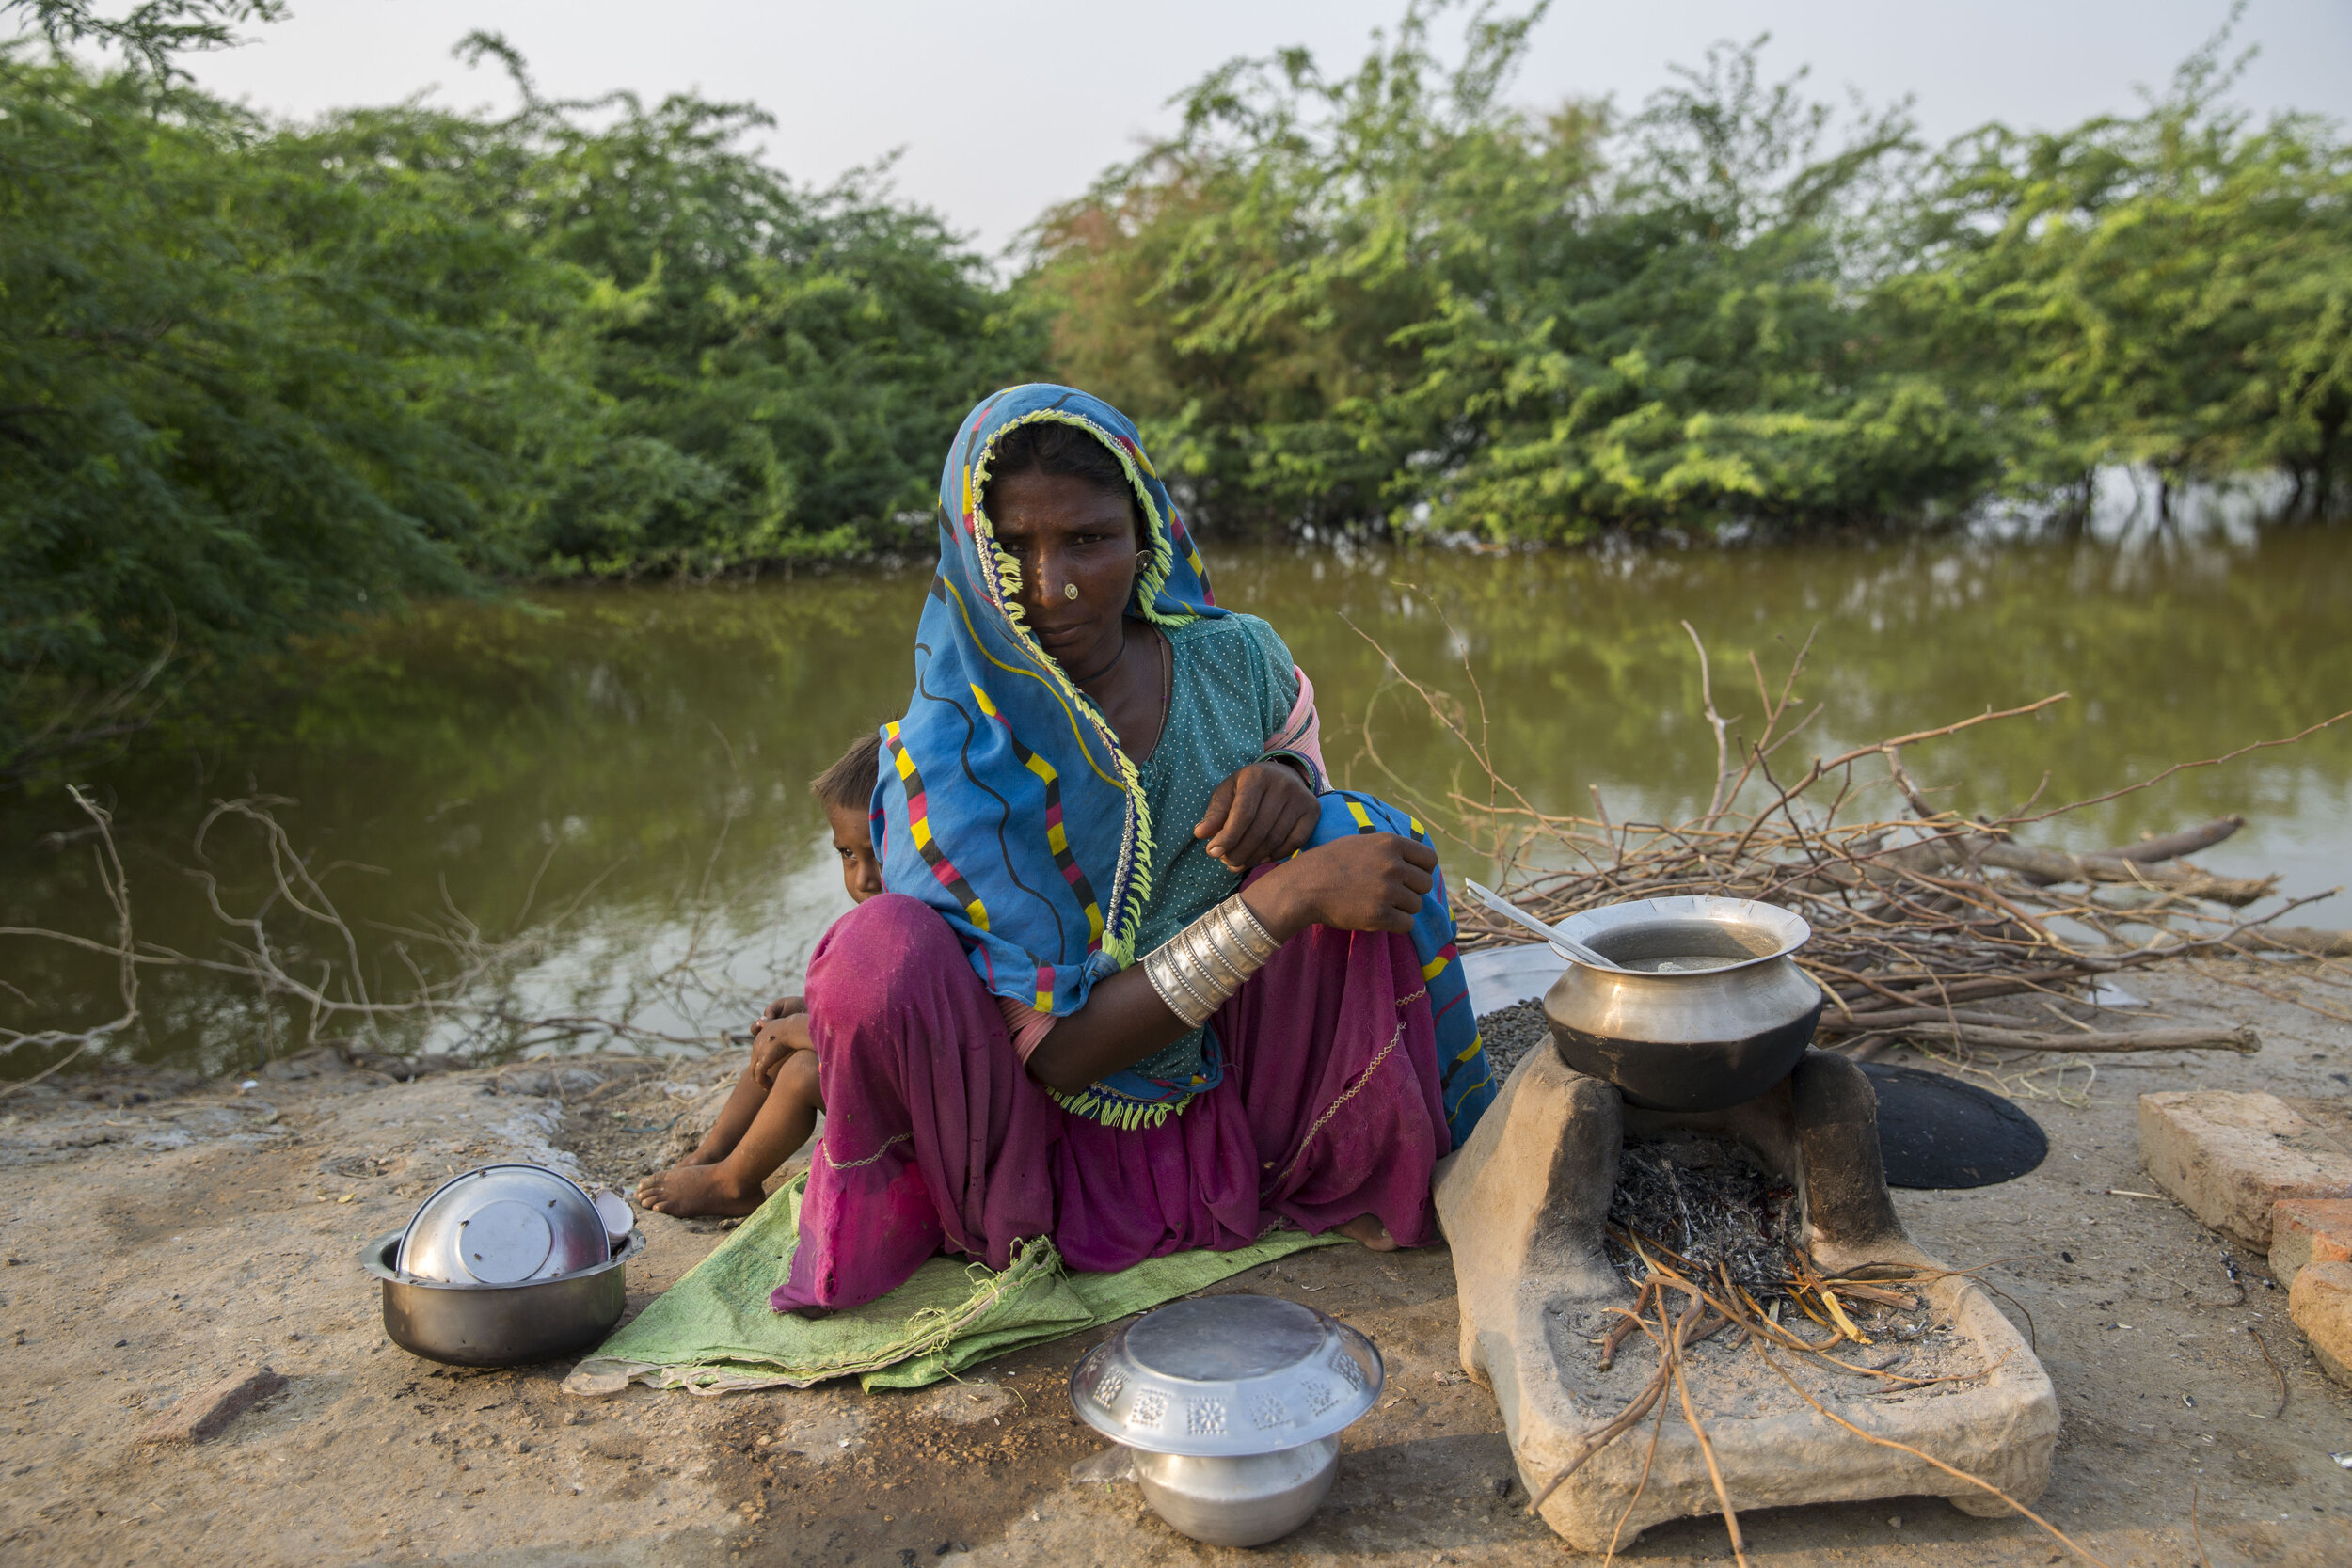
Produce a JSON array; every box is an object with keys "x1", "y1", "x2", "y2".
[{"x1": 0, "y1": 965, "x2": 2346, "y2": 1566}]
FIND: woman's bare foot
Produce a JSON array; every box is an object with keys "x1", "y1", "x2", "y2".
[
  {"x1": 1337, "y1": 1213, "x2": 1398, "y2": 1252},
  {"x1": 636, "y1": 1161, "x2": 769, "y2": 1218}
]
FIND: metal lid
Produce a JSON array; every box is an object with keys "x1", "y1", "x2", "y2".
[
  {"x1": 1070, "y1": 1295, "x2": 1383, "y2": 1456},
  {"x1": 396, "y1": 1164, "x2": 609, "y2": 1285}
]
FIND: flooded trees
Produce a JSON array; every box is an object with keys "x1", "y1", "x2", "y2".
[{"x1": 1027, "y1": 6, "x2": 2352, "y2": 541}]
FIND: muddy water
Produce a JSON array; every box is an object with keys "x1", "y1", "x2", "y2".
[{"x1": 4, "y1": 521, "x2": 2345, "y2": 1077}]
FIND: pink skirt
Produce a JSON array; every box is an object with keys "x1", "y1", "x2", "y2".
[{"x1": 771, "y1": 891, "x2": 1452, "y2": 1311}]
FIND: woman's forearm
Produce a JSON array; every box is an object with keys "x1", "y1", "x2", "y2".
[
  {"x1": 1023, "y1": 877, "x2": 1303, "y2": 1093},
  {"x1": 1021, "y1": 964, "x2": 1192, "y2": 1093},
  {"x1": 1021, "y1": 839, "x2": 1426, "y2": 1095}
]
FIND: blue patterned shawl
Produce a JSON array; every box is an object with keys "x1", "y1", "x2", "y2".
[
  {"x1": 874, "y1": 385, "x2": 1212, "y2": 1015},
  {"x1": 873, "y1": 384, "x2": 1496, "y2": 1142}
]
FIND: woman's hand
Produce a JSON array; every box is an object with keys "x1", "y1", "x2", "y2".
[
  {"x1": 1240, "y1": 833, "x2": 1436, "y2": 942},
  {"x1": 1194, "y1": 760, "x2": 1318, "y2": 872}
]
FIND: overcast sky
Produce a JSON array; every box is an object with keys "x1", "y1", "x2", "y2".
[{"x1": 170, "y1": 1, "x2": 2352, "y2": 254}]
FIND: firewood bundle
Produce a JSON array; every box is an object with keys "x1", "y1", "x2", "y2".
[{"x1": 1377, "y1": 623, "x2": 2351, "y2": 1057}]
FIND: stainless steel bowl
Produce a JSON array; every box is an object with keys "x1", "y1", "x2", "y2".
[
  {"x1": 1543, "y1": 895, "x2": 1823, "y2": 1111},
  {"x1": 1132, "y1": 1436, "x2": 1340, "y2": 1548},
  {"x1": 365, "y1": 1227, "x2": 643, "y2": 1367},
  {"x1": 397, "y1": 1164, "x2": 610, "y2": 1285},
  {"x1": 1071, "y1": 1295, "x2": 1380, "y2": 1546}
]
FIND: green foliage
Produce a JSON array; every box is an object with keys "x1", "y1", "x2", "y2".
[
  {"x1": 4, "y1": 0, "x2": 2346, "y2": 771},
  {"x1": 14, "y1": 0, "x2": 285, "y2": 80},
  {"x1": 0, "y1": 34, "x2": 1036, "y2": 769},
  {"x1": 1879, "y1": 27, "x2": 2352, "y2": 512},
  {"x1": 300, "y1": 44, "x2": 1038, "y2": 575},
  {"x1": 0, "y1": 52, "x2": 530, "y2": 765},
  {"x1": 1027, "y1": 2, "x2": 2352, "y2": 540}
]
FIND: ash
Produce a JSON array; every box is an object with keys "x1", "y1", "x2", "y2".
[{"x1": 1604, "y1": 1135, "x2": 1800, "y2": 1296}]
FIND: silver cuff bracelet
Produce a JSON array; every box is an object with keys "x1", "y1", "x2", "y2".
[{"x1": 1142, "y1": 893, "x2": 1281, "y2": 1028}]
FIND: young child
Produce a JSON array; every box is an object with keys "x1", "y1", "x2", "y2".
[{"x1": 636, "y1": 731, "x2": 883, "y2": 1218}]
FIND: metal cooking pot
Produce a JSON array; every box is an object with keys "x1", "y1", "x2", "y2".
[
  {"x1": 1130, "y1": 1437, "x2": 1341, "y2": 1548},
  {"x1": 364, "y1": 1227, "x2": 643, "y2": 1367},
  {"x1": 1543, "y1": 895, "x2": 1823, "y2": 1111},
  {"x1": 1071, "y1": 1294, "x2": 1381, "y2": 1547}
]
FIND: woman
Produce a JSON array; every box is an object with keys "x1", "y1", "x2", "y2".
[{"x1": 774, "y1": 385, "x2": 1496, "y2": 1312}]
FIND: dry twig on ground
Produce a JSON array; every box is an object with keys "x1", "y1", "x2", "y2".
[{"x1": 1, "y1": 792, "x2": 774, "y2": 1073}]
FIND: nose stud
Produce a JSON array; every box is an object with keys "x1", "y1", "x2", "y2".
[{"x1": 1063, "y1": 582, "x2": 1079, "y2": 600}]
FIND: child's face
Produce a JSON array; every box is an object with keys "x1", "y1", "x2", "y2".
[{"x1": 826, "y1": 803, "x2": 883, "y2": 903}]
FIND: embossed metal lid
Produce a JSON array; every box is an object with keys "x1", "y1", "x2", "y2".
[{"x1": 1069, "y1": 1295, "x2": 1383, "y2": 1456}]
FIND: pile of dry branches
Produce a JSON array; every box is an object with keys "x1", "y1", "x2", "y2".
[{"x1": 1359, "y1": 616, "x2": 2351, "y2": 1061}]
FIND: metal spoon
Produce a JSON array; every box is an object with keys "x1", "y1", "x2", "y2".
[{"x1": 1461, "y1": 879, "x2": 1630, "y2": 974}]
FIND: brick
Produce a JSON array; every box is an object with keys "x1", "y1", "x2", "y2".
[
  {"x1": 2269, "y1": 1197, "x2": 2352, "y2": 1289},
  {"x1": 2288, "y1": 1260, "x2": 2352, "y2": 1389},
  {"x1": 2137, "y1": 1091, "x2": 2352, "y2": 1250},
  {"x1": 136, "y1": 1367, "x2": 285, "y2": 1444}
]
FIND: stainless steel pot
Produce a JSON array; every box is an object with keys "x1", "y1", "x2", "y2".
[
  {"x1": 1071, "y1": 1295, "x2": 1381, "y2": 1547},
  {"x1": 1131, "y1": 1436, "x2": 1341, "y2": 1548},
  {"x1": 1543, "y1": 895, "x2": 1823, "y2": 1111},
  {"x1": 364, "y1": 1227, "x2": 643, "y2": 1367}
]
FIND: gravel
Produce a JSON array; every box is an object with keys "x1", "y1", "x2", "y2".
[{"x1": 1474, "y1": 1000, "x2": 1550, "y2": 1083}]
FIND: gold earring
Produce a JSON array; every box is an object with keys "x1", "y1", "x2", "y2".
[{"x1": 1063, "y1": 581, "x2": 1078, "y2": 600}]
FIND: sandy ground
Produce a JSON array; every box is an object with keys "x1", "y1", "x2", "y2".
[{"x1": 1, "y1": 964, "x2": 2347, "y2": 1567}]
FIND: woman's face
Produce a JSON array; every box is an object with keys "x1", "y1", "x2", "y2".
[{"x1": 990, "y1": 469, "x2": 1143, "y2": 680}]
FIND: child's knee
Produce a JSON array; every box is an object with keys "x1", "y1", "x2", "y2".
[
  {"x1": 807, "y1": 893, "x2": 965, "y2": 1018},
  {"x1": 776, "y1": 1048, "x2": 820, "y2": 1100}
]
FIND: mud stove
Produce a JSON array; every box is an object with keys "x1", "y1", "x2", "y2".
[{"x1": 1438, "y1": 898, "x2": 2058, "y2": 1551}]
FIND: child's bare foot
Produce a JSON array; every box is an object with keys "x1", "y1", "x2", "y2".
[
  {"x1": 637, "y1": 1161, "x2": 769, "y2": 1218},
  {"x1": 1337, "y1": 1213, "x2": 1398, "y2": 1251}
]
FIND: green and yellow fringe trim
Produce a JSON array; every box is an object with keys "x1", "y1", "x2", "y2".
[
  {"x1": 1046, "y1": 1084, "x2": 1196, "y2": 1131},
  {"x1": 966, "y1": 408, "x2": 1193, "y2": 971}
]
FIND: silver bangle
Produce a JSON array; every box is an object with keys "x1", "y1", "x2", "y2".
[
  {"x1": 1200, "y1": 917, "x2": 1257, "y2": 990},
  {"x1": 1141, "y1": 895, "x2": 1284, "y2": 1029},
  {"x1": 1144, "y1": 944, "x2": 1215, "y2": 1028},
  {"x1": 1145, "y1": 938, "x2": 1219, "y2": 1026},
  {"x1": 1222, "y1": 894, "x2": 1279, "y2": 961},
  {"x1": 1172, "y1": 927, "x2": 1232, "y2": 1012},
  {"x1": 1185, "y1": 920, "x2": 1247, "y2": 991}
]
